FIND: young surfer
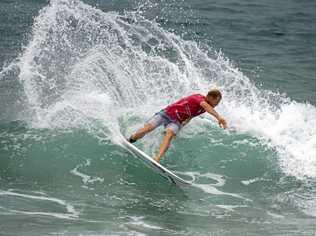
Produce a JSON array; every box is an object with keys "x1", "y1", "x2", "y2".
[{"x1": 128, "y1": 89, "x2": 228, "y2": 162}]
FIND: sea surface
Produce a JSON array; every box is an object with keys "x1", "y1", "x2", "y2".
[{"x1": 0, "y1": 0, "x2": 316, "y2": 235}]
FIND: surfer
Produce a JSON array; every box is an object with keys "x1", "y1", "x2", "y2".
[{"x1": 128, "y1": 89, "x2": 228, "y2": 162}]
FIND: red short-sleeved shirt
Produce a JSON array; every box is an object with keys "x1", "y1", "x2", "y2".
[{"x1": 164, "y1": 94, "x2": 206, "y2": 123}]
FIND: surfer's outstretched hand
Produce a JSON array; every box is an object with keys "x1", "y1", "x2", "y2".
[{"x1": 218, "y1": 116, "x2": 228, "y2": 129}]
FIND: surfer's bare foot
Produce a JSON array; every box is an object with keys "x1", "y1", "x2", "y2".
[
  {"x1": 128, "y1": 135, "x2": 137, "y2": 143},
  {"x1": 154, "y1": 156, "x2": 161, "y2": 162}
]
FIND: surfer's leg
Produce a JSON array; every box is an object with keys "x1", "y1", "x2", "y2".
[
  {"x1": 129, "y1": 123, "x2": 156, "y2": 143},
  {"x1": 154, "y1": 128, "x2": 176, "y2": 162},
  {"x1": 129, "y1": 112, "x2": 165, "y2": 143}
]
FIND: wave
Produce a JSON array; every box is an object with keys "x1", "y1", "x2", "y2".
[{"x1": 1, "y1": 0, "x2": 315, "y2": 182}]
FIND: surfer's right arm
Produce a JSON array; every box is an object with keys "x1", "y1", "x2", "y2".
[{"x1": 200, "y1": 101, "x2": 228, "y2": 129}]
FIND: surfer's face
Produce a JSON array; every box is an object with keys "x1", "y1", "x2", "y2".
[{"x1": 207, "y1": 96, "x2": 221, "y2": 107}]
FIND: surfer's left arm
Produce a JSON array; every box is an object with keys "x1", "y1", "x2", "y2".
[
  {"x1": 182, "y1": 118, "x2": 191, "y2": 126},
  {"x1": 200, "y1": 101, "x2": 228, "y2": 129}
]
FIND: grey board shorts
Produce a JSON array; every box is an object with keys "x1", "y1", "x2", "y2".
[{"x1": 147, "y1": 110, "x2": 181, "y2": 135}]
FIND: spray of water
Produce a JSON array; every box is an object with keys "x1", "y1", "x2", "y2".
[{"x1": 3, "y1": 0, "x2": 316, "y2": 179}]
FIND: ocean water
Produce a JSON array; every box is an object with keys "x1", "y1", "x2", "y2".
[{"x1": 0, "y1": 0, "x2": 316, "y2": 235}]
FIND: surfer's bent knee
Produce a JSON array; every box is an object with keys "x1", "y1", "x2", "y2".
[
  {"x1": 137, "y1": 123, "x2": 154, "y2": 137},
  {"x1": 166, "y1": 128, "x2": 176, "y2": 138},
  {"x1": 144, "y1": 122, "x2": 155, "y2": 130},
  {"x1": 166, "y1": 122, "x2": 180, "y2": 136}
]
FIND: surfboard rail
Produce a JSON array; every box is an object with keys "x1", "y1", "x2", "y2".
[{"x1": 120, "y1": 137, "x2": 191, "y2": 186}]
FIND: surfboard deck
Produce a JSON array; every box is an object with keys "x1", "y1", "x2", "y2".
[{"x1": 120, "y1": 137, "x2": 191, "y2": 186}]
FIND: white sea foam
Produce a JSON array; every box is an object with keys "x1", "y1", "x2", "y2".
[
  {"x1": 125, "y1": 216, "x2": 163, "y2": 230},
  {"x1": 0, "y1": 189, "x2": 79, "y2": 219},
  {"x1": 266, "y1": 211, "x2": 285, "y2": 219},
  {"x1": 70, "y1": 159, "x2": 104, "y2": 185},
  {"x1": 216, "y1": 204, "x2": 247, "y2": 212},
  {"x1": 241, "y1": 178, "x2": 271, "y2": 185},
  {"x1": 182, "y1": 172, "x2": 248, "y2": 200}
]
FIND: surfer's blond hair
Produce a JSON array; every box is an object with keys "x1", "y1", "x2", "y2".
[{"x1": 207, "y1": 88, "x2": 222, "y2": 100}]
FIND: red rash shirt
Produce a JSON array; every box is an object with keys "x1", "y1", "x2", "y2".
[{"x1": 164, "y1": 94, "x2": 206, "y2": 124}]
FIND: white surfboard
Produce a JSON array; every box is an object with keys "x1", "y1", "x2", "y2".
[{"x1": 120, "y1": 137, "x2": 191, "y2": 186}]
